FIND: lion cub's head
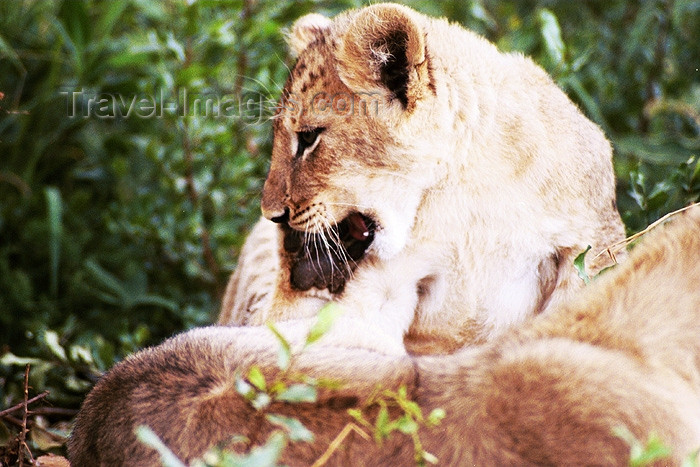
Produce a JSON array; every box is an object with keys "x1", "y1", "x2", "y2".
[{"x1": 261, "y1": 4, "x2": 439, "y2": 292}]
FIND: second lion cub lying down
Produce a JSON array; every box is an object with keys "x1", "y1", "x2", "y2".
[{"x1": 69, "y1": 205, "x2": 700, "y2": 466}]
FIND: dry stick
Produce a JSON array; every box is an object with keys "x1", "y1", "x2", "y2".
[
  {"x1": 594, "y1": 202, "x2": 700, "y2": 261},
  {"x1": 311, "y1": 423, "x2": 372, "y2": 467},
  {"x1": 1, "y1": 414, "x2": 24, "y2": 428},
  {"x1": 18, "y1": 364, "x2": 30, "y2": 467},
  {"x1": 0, "y1": 391, "x2": 49, "y2": 418}
]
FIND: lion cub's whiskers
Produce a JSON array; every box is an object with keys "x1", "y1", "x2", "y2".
[
  {"x1": 324, "y1": 211, "x2": 357, "y2": 277},
  {"x1": 313, "y1": 217, "x2": 336, "y2": 281},
  {"x1": 301, "y1": 217, "x2": 322, "y2": 280}
]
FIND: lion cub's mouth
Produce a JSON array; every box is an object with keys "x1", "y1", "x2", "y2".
[{"x1": 281, "y1": 212, "x2": 376, "y2": 294}]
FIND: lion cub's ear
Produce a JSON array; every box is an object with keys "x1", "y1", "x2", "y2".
[
  {"x1": 338, "y1": 4, "x2": 428, "y2": 110},
  {"x1": 287, "y1": 13, "x2": 332, "y2": 57}
]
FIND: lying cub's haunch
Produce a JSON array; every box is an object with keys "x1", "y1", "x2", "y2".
[
  {"x1": 219, "y1": 3, "x2": 626, "y2": 355},
  {"x1": 69, "y1": 205, "x2": 700, "y2": 466}
]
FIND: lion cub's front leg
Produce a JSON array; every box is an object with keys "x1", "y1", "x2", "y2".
[
  {"x1": 220, "y1": 218, "x2": 426, "y2": 355},
  {"x1": 269, "y1": 253, "x2": 430, "y2": 356},
  {"x1": 323, "y1": 253, "x2": 435, "y2": 355}
]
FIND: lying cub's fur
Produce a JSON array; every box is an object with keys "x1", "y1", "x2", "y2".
[
  {"x1": 69, "y1": 205, "x2": 700, "y2": 466},
  {"x1": 218, "y1": 3, "x2": 626, "y2": 355}
]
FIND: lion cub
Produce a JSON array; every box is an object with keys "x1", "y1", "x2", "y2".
[
  {"x1": 219, "y1": 3, "x2": 625, "y2": 354},
  {"x1": 70, "y1": 205, "x2": 700, "y2": 466}
]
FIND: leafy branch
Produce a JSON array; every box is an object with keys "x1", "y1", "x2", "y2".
[{"x1": 347, "y1": 385, "x2": 445, "y2": 467}]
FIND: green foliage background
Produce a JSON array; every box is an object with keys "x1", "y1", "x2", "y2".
[{"x1": 0, "y1": 0, "x2": 698, "y2": 458}]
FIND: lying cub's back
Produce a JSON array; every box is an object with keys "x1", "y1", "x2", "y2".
[{"x1": 69, "y1": 205, "x2": 700, "y2": 466}]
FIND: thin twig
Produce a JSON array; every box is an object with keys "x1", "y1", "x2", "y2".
[
  {"x1": 18, "y1": 364, "x2": 30, "y2": 467},
  {"x1": 311, "y1": 423, "x2": 371, "y2": 467},
  {"x1": 594, "y1": 202, "x2": 700, "y2": 260},
  {"x1": 0, "y1": 391, "x2": 49, "y2": 418},
  {"x1": 1, "y1": 414, "x2": 24, "y2": 428}
]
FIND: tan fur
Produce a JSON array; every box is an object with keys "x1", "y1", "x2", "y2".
[
  {"x1": 70, "y1": 205, "x2": 700, "y2": 466},
  {"x1": 219, "y1": 4, "x2": 626, "y2": 355}
]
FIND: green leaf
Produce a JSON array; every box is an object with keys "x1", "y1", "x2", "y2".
[
  {"x1": 646, "y1": 181, "x2": 672, "y2": 211},
  {"x1": 306, "y1": 302, "x2": 344, "y2": 346},
  {"x1": 247, "y1": 365, "x2": 267, "y2": 392},
  {"x1": 615, "y1": 136, "x2": 697, "y2": 166},
  {"x1": 0, "y1": 353, "x2": 45, "y2": 366},
  {"x1": 95, "y1": 1, "x2": 129, "y2": 45},
  {"x1": 265, "y1": 414, "x2": 314, "y2": 442},
  {"x1": 266, "y1": 322, "x2": 291, "y2": 371},
  {"x1": 30, "y1": 426, "x2": 65, "y2": 450},
  {"x1": 374, "y1": 405, "x2": 392, "y2": 442},
  {"x1": 238, "y1": 431, "x2": 286, "y2": 467},
  {"x1": 613, "y1": 426, "x2": 672, "y2": 467},
  {"x1": 58, "y1": 0, "x2": 89, "y2": 52},
  {"x1": 395, "y1": 414, "x2": 419, "y2": 435},
  {"x1": 165, "y1": 32, "x2": 186, "y2": 62},
  {"x1": 69, "y1": 344, "x2": 94, "y2": 365},
  {"x1": 468, "y1": 1, "x2": 497, "y2": 30},
  {"x1": 236, "y1": 369, "x2": 269, "y2": 410},
  {"x1": 251, "y1": 392, "x2": 272, "y2": 411},
  {"x1": 347, "y1": 408, "x2": 374, "y2": 431},
  {"x1": 314, "y1": 377, "x2": 343, "y2": 390},
  {"x1": 107, "y1": 50, "x2": 155, "y2": 68},
  {"x1": 427, "y1": 408, "x2": 446, "y2": 427},
  {"x1": 269, "y1": 381, "x2": 287, "y2": 395},
  {"x1": 235, "y1": 376, "x2": 255, "y2": 400},
  {"x1": 397, "y1": 386, "x2": 408, "y2": 399},
  {"x1": 130, "y1": 294, "x2": 179, "y2": 312},
  {"x1": 44, "y1": 330, "x2": 67, "y2": 362},
  {"x1": 422, "y1": 450, "x2": 439, "y2": 465},
  {"x1": 45, "y1": 186, "x2": 62, "y2": 298},
  {"x1": 135, "y1": 426, "x2": 187, "y2": 467},
  {"x1": 574, "y1": 245, "x2": 592, "y2": 285},
  {"x1": 630, "y1": 435, "x2": 672, "y2": 466},
  {"x1": 538, "y1": 9, "x2": 566, "y2": 68},
  {"x1": 276, "y1": 383, "x2": 317, "y2": 403},
  {"x1": 65, "y1": 374, "x2": 92, "y2": 392},
  {"x1": 85, "y1": 259, "x2": 126, "y2": 300},
  {"x1": 691, "y1": 157, "x2": 700, "y2": 183},
  {"x1": 397, "y1": 398, "x2": 422, "y2": 421}
]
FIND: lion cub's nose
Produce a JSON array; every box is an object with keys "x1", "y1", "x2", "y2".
[{"x1": 268, "y1": 207, "x2": 290, "y2": 224}]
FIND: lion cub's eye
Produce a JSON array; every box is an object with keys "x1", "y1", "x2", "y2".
[{"x1": 296, "y1": 128, "x2": 324, "y2": 159}]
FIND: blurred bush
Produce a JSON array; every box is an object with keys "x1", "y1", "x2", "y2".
[{"x1": 0, "y1": 0, "x2": 697, "y2": 458}]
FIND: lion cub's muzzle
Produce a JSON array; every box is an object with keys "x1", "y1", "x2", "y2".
[{"x1": 280, "y1": 212, "x2": 375, "y2": 294}]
